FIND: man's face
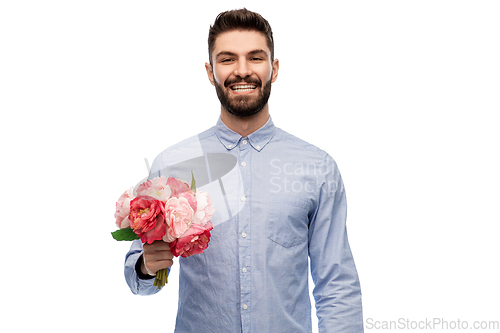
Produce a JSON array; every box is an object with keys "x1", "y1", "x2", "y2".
[{"x1": 206, "y1": 30, "x2": 279, "y2": 117}]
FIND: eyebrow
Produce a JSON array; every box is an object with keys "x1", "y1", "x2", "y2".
[{"x1": 216, "y1": 49, "x2": 268, "y2": 59}]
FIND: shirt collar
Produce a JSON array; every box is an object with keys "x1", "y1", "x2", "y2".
[{"x1": 215, "y1": 116, "x2": 275, "y2": 152}]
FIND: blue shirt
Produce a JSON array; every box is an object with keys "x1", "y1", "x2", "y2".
[{"x1": 124, "y1": 117, "x2": 363, "y2": 332}]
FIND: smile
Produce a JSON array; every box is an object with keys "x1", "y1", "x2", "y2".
[{"x1": 230, "y1": 84, "x2": 257, "y2": 92}]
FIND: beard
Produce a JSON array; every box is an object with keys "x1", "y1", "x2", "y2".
[{"x1": 214, "y1": 75, "x2": 272, "y2": 117}]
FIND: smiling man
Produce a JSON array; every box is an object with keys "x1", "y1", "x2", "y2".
[
  {"x1": 208, "y1": 29, "x2": 277, "y2": 122},
  {"x1": 124, "y1": 8, "x2": 363, "y2": 333}
]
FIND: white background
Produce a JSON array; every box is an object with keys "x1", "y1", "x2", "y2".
[{"x1": 1, "y1": 1, "x2": 499, "y2": 332}]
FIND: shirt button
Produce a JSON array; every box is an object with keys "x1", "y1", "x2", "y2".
[
  {"x1": 241, "y1": 196, "x2": 246, "y2": 202},
  {"x1": 242, "y1": 232, "x2": 247, "y2": 238},
  {"x1": 242, "y1": 140, "x2": 248, "y2": 145},
  {"x1": 228, "y1": 144, "x2": 233, "y2": 149},
  {"x1": 256, "y1": 145, "x2": 261, "y2": 150},
  {"x1": 242, "y1": 267, "x2": 247, "y2": 273},
  {"x1": 241, "y1": 162, "x2": 246, "y2": 167},
  {"x1": 243, "y1": 304, "x2": 248, "y2": 310}
]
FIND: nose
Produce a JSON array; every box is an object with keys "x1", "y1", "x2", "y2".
[{"x1": 234, "y1": 58, "x2": 252, "y2": 77}]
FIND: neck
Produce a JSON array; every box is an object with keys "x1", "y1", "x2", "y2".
[{"x1": 220, "y1": 105, "x2": 270, "y2": 137}]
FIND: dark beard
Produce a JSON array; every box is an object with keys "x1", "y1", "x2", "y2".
[{"x1": 214, "y1": 76, "x2": 272, "y2": 117}]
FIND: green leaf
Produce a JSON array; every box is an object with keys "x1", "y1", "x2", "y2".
[
  {"x1": 111, "y1": 228, "x2": 140, "y2": 241},
  {"x1": 191, "y1": 170, "x2": 196, "y2": 193}
]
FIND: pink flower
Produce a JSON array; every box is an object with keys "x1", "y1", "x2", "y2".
[
  {"x1": 166, "y1": 177, "x2": 197, "y2": 211},
  {"x1": 129, "y1": 196, "x2": 166, "y2": 244},
  {"x1": 136, "y1": 176, "x2": 172, "y2": 202},
  {"x1": 115, "y1": 187, "x2": 135, "y2": 229},
  {"x1": 166, "y1": 177, "x2": 190, "y2": 197},
  {"x1": 163, "y1": 196, "x2": 194, "y2": 243},
  {"x1": 169, "y1": 221, "x2": 213, "y2": 258},
  {"x1": 192, "y1": 191, "x2": 215, "y2": 227}
]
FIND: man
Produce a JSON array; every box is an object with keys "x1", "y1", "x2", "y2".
[{"x1": 124, "y1": 8, "x2": 363, "y2": 332}]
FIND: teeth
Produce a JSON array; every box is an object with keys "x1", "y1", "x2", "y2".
[{"x1": 232, "y1": 85, "x2": 256, "y2": 92}]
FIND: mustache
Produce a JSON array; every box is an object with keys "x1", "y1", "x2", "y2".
[{"x1": 224, "y1": 77, "x2": 262, "y2": 88}]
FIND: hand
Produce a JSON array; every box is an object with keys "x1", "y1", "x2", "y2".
[{"x1": 141, "y1": 240, "x2": 174, "y2": 276}]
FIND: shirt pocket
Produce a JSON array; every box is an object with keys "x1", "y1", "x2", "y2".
[{"x1": 267, "y1": 197, "x2": 310, "y2": 248}]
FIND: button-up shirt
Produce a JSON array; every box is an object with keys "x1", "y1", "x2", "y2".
[{"x1": 124, "y1": 117, "x2": 363, "y2": 332}]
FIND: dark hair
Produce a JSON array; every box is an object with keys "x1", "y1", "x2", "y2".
[{"x1": 208, "y1": 8, "x2": 274, "y2": 65}]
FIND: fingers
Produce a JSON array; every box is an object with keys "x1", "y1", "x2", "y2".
[
  {"x1": 142, "y1": 257, "x2": 174, "y2": 276},
  {"x1": 144, "y1": 239, "x2": 171, "y2": 251},
  {"x1": 142, "y1": 240, "x2": 175, "y2": 275},
  {"x1": 144, "y1": 246, "x2": 174, "y2": 260}
]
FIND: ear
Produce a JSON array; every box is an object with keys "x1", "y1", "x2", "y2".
[
  {"x1": 271, "y1": 58, "x2": 279, "y2": 83},
  {"x1": 205, "y1": 62, "x2": 215, "y2": 86}
]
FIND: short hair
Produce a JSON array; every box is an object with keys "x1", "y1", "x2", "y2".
[{"x1": 208, "y1": 8, "x2": 274, "y2": 65}]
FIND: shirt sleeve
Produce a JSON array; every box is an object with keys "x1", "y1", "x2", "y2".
[
  {"x1": 124, "y1": 239, "x2": 162, "y2": 296},
  {"x1": 308, "y1": 154, "x2": 364, "y2": 332}
]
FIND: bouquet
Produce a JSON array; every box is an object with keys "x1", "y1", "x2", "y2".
[{"x1": 111, "y1": 173, "x2": 215, "y2": 289}]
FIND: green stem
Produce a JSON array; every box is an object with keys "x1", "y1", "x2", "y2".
[{"x1": 154, "y1": 268, "x2": 168, "y2": 290}]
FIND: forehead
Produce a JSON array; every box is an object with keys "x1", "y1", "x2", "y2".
[{"x1": 213, "y1": 30, "x2": 270, "y2": 56}]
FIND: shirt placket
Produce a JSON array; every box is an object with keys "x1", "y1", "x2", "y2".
[{"x1": 238, "y1": 137, "x2": 252, "y2": 332}]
